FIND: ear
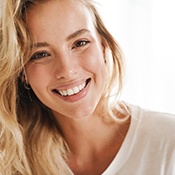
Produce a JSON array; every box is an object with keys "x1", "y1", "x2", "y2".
[
  {"x1": 101, "y1": 37, "x2": 109, "y2": 63},
  {"x1": 21, "y1": 68, "x2": 29, "y2": 84}
]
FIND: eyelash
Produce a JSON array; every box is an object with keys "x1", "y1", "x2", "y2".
[
  {"x1": 29, "y1": 40, "x2": 90, "y2": 61},
  {"x1": 72, "y1": 40, "x2": 90, "y2": 49},
  {"x1": 30, "y1": 51, "x2": 50, "y2": 61}
]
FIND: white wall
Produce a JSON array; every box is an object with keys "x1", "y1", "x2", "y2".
[{"x1": 96, "y1": 0, "x2": 175, "y2": 114}]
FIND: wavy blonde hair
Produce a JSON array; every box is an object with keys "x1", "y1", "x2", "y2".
[{"x1": 0, "y1": 0, "x2": 124, "y2": 174}]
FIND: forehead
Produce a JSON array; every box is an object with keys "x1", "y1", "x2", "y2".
[{"x1": 25, "y1": 0, "x2": 96, "y2": 39}]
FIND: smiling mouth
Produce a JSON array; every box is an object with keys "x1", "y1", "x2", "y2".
[{"x1": 52, "y1": 78, "x2": 91, "y2": 96}]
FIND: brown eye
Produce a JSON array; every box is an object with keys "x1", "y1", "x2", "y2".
[
  {"x1": 72, "y1": 40, "x2": 90, "y2": 49},
  {"x1": 30, "y1": 52, "x2": 51, "y2": 61}
]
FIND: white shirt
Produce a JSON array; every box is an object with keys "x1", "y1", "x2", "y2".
[{"x1": 102, "y1": 104, "x2": 175, "y2": 175}]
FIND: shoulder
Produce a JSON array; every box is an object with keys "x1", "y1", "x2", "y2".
[
  {"x1": 113, "y1": 102, "x2": 175, "y2": 174},
  {"x1": 125, "y1": 102, "x2": 175, "y2": 123},
  {"x1": 125, "y1": 102, "x2": 175, "y2": 140}
]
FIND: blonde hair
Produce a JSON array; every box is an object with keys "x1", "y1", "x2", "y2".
[{"x1": 0, "y1": 0, "x2": 125, "y2": 174}]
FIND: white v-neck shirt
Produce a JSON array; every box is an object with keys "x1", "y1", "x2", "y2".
[{"x1": 102, "y1": 104, "x2": 175, "y2": 175}]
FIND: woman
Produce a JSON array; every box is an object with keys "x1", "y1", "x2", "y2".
[{"x1": 0, "y1": 0, "x2": 175, "y2": 175}]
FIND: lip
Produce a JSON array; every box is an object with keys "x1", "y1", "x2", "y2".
[
  {"x1": 53, "y1": 79, "x2": 88, "y2": 90},
  {"x1": 52, "y1": 78, "x2": 91, "y2": 102}
]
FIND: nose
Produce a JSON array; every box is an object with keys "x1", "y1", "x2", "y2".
[{"x1": 52, "y1": 53, "x2": 78, "y2": 80}]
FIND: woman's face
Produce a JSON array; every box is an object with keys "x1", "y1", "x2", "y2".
[{"x1": 25, "y1": 0, "x2": 107, "y2": 119}]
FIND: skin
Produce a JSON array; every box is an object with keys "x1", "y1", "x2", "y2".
[
  {"x1": 25, "y1": 0, "x2": 130, "y2": 174},
  {"x1": 25, "y1": 0, "x2": 107, "y2": 119}
]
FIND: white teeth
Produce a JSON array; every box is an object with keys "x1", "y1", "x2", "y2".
[
  {"x1": 58, "y1": 82, "x2": 86, "y2": 96},
  {"x1": 62, "y1": 90, "x2": 67, "y2": 96},
  {"x1": 67, "y1": 89, "x2": 74, "y2": 96},
  {"x1": 73, "y1": 86, "x2": 79, "y2": 94}
]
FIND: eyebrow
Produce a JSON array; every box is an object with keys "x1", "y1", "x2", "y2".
[
  {"x1": 31, "y1": 42, "x2": 49, "y2": 48},
  {"x1": 31, "y1": 29, "x2": 90, "y2": 48},
  {"x1": 66, "y1": 29, "x2": 90, "y2": 41}
]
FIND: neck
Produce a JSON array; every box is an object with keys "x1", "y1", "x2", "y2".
[
  {"x1": 54, "y1": 111, "x2": 128, "y2": 156},
  {"x1": 52, "y1": 106, "x2": 130, "y2": 175}
]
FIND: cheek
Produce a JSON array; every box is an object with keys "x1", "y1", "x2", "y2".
[
  {"x1": 26, "y1": 64, "x2": 50, "y2": 91},
  {"x1": 82, "y1": 45, "x2": 106, "y2": 71},
  {"x1": 84, "y1": 46, "x2": 107, "y2": 89}
]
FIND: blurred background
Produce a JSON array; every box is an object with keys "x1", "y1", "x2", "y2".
[{"x1": 96, "y1": 0, "x2": 175, "y2": 114}]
